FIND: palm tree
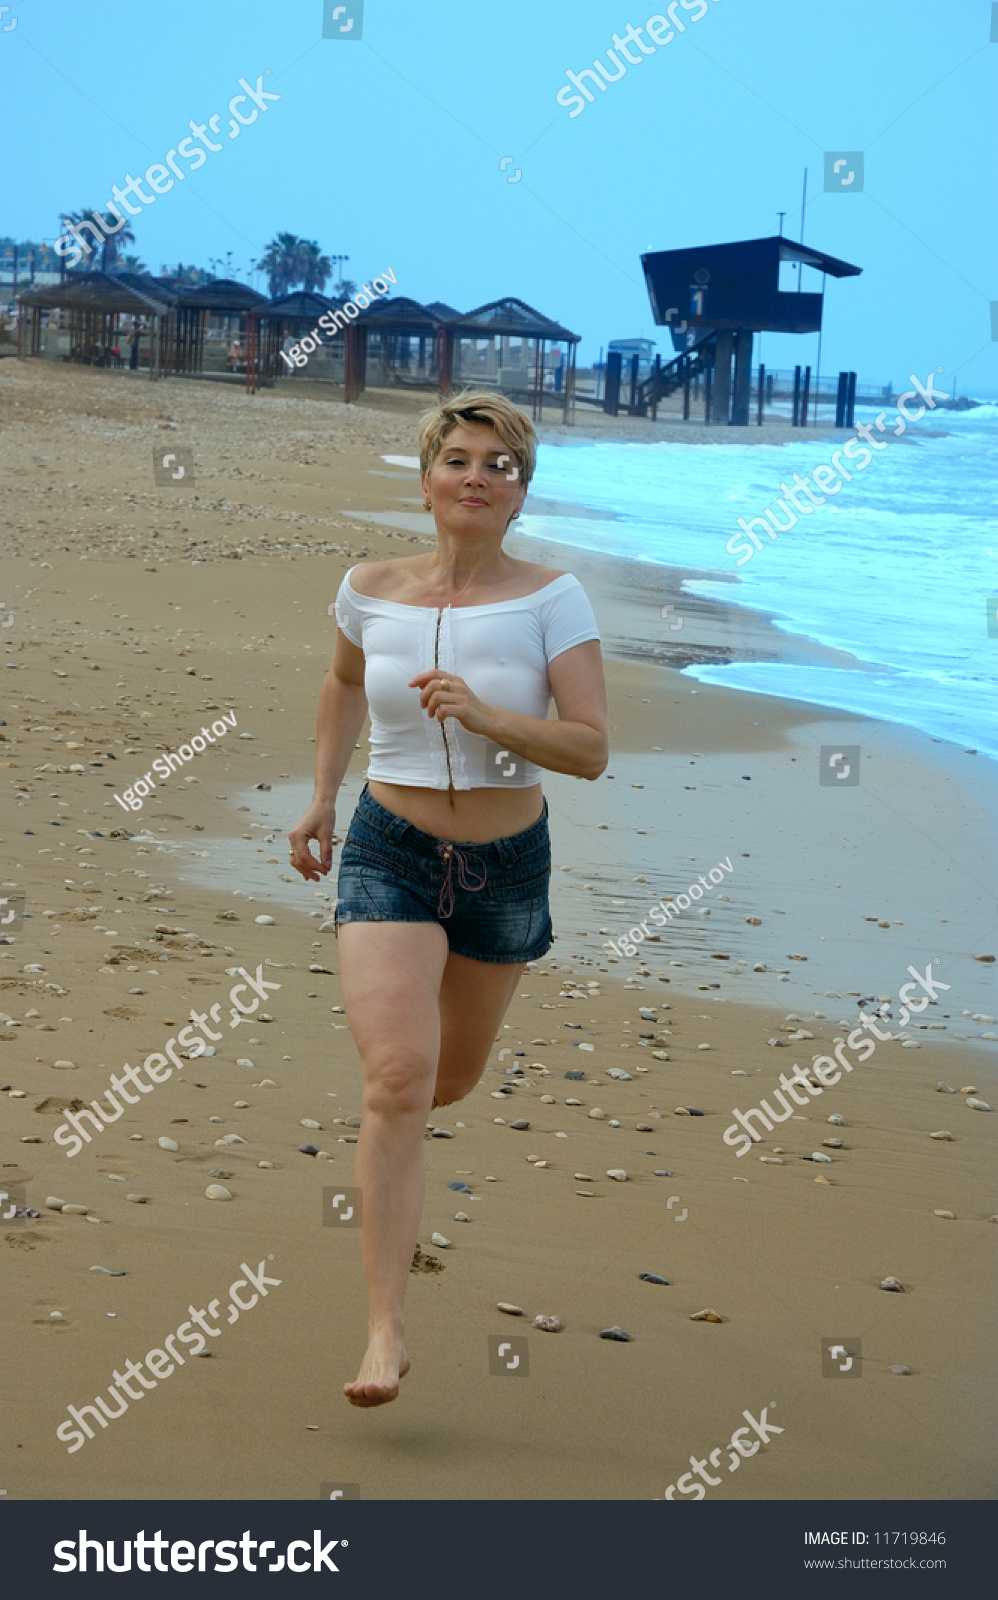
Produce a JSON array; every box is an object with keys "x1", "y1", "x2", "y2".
[
  {"x1": 61, "y1": 207, "x2": 135, "y2": 272},
  {"x1": 299, "y1": 239, "x2": 332, "y2": 293},
  {"x1": 116, "y1": 253, "x2": 149, "y2": 275},
  {"x1": 259, "y1": 232, "x2": 305, "y2": 297}
]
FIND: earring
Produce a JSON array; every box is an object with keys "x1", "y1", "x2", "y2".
[
  {"x1": 510, "y1": 511, "x2": 520, "y2": 520},
  {"x1": 423, "y1": 500, "x2": 432, "y2": 510}
]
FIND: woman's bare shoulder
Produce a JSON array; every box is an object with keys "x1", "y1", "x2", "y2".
[{"x1": 346, "y1": 558, "x2": 423, "y2": 599}]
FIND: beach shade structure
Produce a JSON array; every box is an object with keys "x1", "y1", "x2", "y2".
[
  {"x1": 16, "y1": 270, "x2": 178, "y2": 376},
  {"x1": 165, "y1": 278, "x2": 272, "y2": 391},
  {"x1": 337, "y1": 297, "x2": 453, "y2": 402},
  {"x1": 264, "y1": 289, "x2": 347, "y2": 382},
  {"x1": 641, "y1": 235, "x2": 861, "y2": 425},
  {"x1": 437, "y1": 297, "x2": 581, "y2": 423}
]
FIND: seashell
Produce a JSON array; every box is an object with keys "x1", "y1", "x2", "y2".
[
  {"x1": 430, "y1": 1232, "x2": 452, "y2": 1248},
  {"x1": 258, "y1": 1160, "x2": 274, "y2": 1169},
  {"x1": 236, "y1": 1059, "x2": 255, "y2": 1068},
  {"x1": 690, "y1": 1308, "x2": 724, "y2": 1323},
  {"x1": 45, "y1": 1197, "x2": 66, "y2": 1211},
  {"x1": 90, "y1": 1266, "x2": 126, "y2": 1276},
  {"x1": 767, "y1": 1037, "x2": 788, "y2": 1047},
  {"x1": 959, "y1": 1086, "x2": 977, "y2": 1094},
  {"x1": 300, "y1": 1118, "x2": 322, "y2": 1129},
  {"x1": 936, "y1": 1082, "x2": 955, "y2": 1093},
  {"x1": 652, "y1": 1050, "x2": 670, "y2": 1060},
  {"x1": 234, "y1": 1100, "x2": 249, "y2": 1109},
  {"x1": 933, "y1": 1209, "x2": 955, "y2": 1219},
  {"x1": 61, "y1": 1204, "x2": 89, "y2": 1216},
  {"x1": 746, "y1": 916, "x2": 762, "y2": 925},
  {"x1": 697, "y1": 1043, "x2": 711, "y2": 1051},
  {"x1": 588, "y1": 1107, "x2": 605, "y2": 1119},
  {"x1": 759, "y1": 1156, "x2": 784, "y2": 1164},
  {"x1": 880, "y1": 1276, "x2": 905, "y2": 1292},
  {"x1": 929, "y1": 1130, "x2": 953, "y2": 1140},
  {"x1": 157, "y1": 1136, "x2": 178, "y2": 1151},
  {"x1": 540, "y1": 1094, "x2": 556, "y2": 1104},
  {"x1": 454, "y1": 1211, "x2": 471, "y2": 1222},
  {"x1": 827, "y1": 1113, "x2": 846, "y2": 1126},
  {"x1": 608, "y1": 1119, "x2": 621, "y2": 1128},
  {"x1": 606, "y1": 1169, "x2": 627, "y2": 1182},
  {"x1": 599, "y1": 1325, "x2": 631, "y2": 1341},
  {"x1": 493, "y1": 1117, "x2": 506, "y2": 1125},
  {"x1": 810, "y1": 1152, "x2": 833, "y2": 1163},
  {"x1": 205, "y1": 1184, "x2": 232, "y2": 1201},
  {"x1": 889, "y1": 1364, "x2": 911, "y2": 1375},
  {"x1": 534, "y1": 1314, "x2": 562, "y2": 1331},
  {"x1": 639, "y1": 1272, "x2": 669, "y2": 1284},
  {"x1": 344, "y1": 1115, "x2": 362, "y2": 1128},
  {"x1": 220, "y1": 1133, "x2": 245, "y2": 1144},
  {"x1": 532, "y1": 1159, "x2": 548, "y2": 1168},
  {"x1": 966, "y1": 1098, "x2": 991, "y2": 1111},
  {"x1": 497, "y1": 1302, "x2": 522, "y2": 1315},
  {"x1": 574, "y1": 1173, "x2": 593, "y2": 1181}
]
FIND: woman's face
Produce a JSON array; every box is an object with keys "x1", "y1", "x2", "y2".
[{"x1": 422, "y1": 423, "x2": 527, "y2": 539}]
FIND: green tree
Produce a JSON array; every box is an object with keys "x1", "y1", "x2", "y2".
[{"x1": 61, "y1": 207, "x2": 135, "y2": 272}]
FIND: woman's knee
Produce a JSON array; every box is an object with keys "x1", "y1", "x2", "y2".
[{"x1": 362, "y1": 1051, "x2": 434, "y2": 1118}]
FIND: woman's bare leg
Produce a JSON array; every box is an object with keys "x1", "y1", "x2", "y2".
[
  {"x1": 337, "y1": 921, "x2": 449, "y2": 1407},
  {"x1": 432, "y1": 952, "x2": 525, "y2": 1106}
]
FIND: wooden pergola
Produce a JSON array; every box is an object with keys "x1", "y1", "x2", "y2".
[
  {"x1": 263, "y1": 289, "x2": 346, "y2": 382},
  {"x1": 16, "y1": 272, "x2": 176, "y2": 376},
  {"x1": 339, "y1": 296, "x2": 449, "y2": 401},
  {"x1": 166, "y1": 278, "x2": 273, "y2": 391},
  {"x1": 441, "y1": 297, "x2": 580, "y2": 423}
]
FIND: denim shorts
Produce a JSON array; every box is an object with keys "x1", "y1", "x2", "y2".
[{"x1": 334, "y1": 785, "x2": 553, "y2": 965}]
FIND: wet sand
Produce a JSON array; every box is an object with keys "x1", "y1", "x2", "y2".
[{"x1": 2, "y1": 360, "x2": 995, "y2": 1501}]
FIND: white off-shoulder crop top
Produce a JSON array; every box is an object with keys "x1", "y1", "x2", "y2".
[{"x1": 333, "y1": 567, "x2": 601, "y2": 789}]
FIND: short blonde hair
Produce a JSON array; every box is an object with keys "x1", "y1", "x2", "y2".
[{"x1": 418, "y1": 389, "x2": 537, "y2": 488}]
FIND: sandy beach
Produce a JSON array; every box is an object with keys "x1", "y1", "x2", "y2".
[{"x1": 2, "y1": 360, "x2": 996, "y2": 1502}]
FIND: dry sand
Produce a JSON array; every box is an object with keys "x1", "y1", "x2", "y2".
[{"x1": 1, "y1": 359, "x2": 995, "y2": 1501}]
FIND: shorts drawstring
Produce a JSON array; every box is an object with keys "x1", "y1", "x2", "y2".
[{"x1": 436, "y1": 840, "x2": 487, "y2": 919}]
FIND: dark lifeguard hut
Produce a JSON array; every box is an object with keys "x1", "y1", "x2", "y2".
[{"x1": 641, "y1": 235, "x2": 861, "y2": 424}]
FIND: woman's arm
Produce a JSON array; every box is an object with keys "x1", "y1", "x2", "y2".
[
  {"x1": 288, "y1": 630, "x2": 368, "y2": 880},
  {"x1": 410, "y1": 638, "x2": 608, "y2": 781}
]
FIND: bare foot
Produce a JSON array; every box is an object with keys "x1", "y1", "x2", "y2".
[{"x1": 343, "y1": 1327, "x2": 411, "y2": 1407}]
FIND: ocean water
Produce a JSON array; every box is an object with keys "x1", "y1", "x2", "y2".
[{"x1": 522, "y1": 405, "x2": 998, "y2": 760}]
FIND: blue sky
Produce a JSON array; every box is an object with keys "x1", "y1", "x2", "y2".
[{"x1": 2, "y1": 0, "x2": 995, "y2": 391}]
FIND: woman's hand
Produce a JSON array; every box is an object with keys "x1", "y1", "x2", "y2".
[
  {"x1": 408, "y1": 670, "x2": 496, "y2": 739},
  {"x1": 288, "y1": 799, "x2": 336, "y2": 883}
]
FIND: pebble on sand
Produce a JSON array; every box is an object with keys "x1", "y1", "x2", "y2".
[
  {"x1": 599, "y1": 1326, "x2": 632, "y2": 1341},
  {"x1": 588, "y1": 1107, "x2": 605, "y2": 1120},
  {"x1": 933, "y1": 1209, "x2": 955, "y2": 1219},
  {"x1": 810, "y1": 1152, "x2": 833, "y2": 1163},
  {"x1": 690, "y1": 1308, "x2": 724, "y2": 1323},
  {"x1": 45, "y1": 1197, "x2": 66, "y2": 1210},
  {"x1": 606, "y1": 1169, "x2": 627, "y2": 1182},
  {"x1": 254, "y1": 915, "x2": 276, "y2": 925},
  {"x1": 540, "y1": 1094, "x2": 556, "y2": 1104},
  {"x1": 298, "y1": 1143, "x2": 319, "y2": 1156},
  {"x1": 431, "y1": 1232, "x2": 452, "y2": 1248},
  {"x1": 454, "y1": 1211, "x2": 471, "y2": 1222},
  {"x1": 936, "y1": 1082, "x2": 956, "y2": 1094},
  {"x1": 497, "y1": 1302, "x2": 523, "y2": 1315},
  {"x1": 157, "y1": 1136, "x2": 178, "y2": 1151},
  {"x1": 205, "y1": 1184, "x2": 232, "y2": 1201},
  {"x1": 880, "y1": 1276, "x2": 905, "y2": 1292},
  {"x1": 125, "y1": 1194, "x2": 149, "y2": 1204},
  {"x1": 889, "y1": 1364, "x2": 911, "y2": 1376},
  {"x1": 61, "y1": 1204, "x2": 90, "y2": 1216},
  {"x1": 827, "y1": 1113, "x2": 847, "y2": 1126},
  {"x1": 510, "y1": 1119, "x2": 531, "y2": 1130},
  {"x1": 930, "y1": 1130, "x2": 954, "y2": 1140},
  {"x1": 966, "y1": 1097, "x2": 992, "y2": 1111},
  {"x1": 258, "y1": 1160, "x2": 274, "y2": 1169},
  {"x1": 636, "y1": 1123, "x2": 654, "y2": 1132},
  {"x1": 639, "y1": 1273, "x2": 669, "y2": 1285},
  {"x1": 534, "y1": 1315, "x2": 562, "y2": 1331},
  {"x1": 300, "y1": 1118, "x2": 322, "y2": 1129}
]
